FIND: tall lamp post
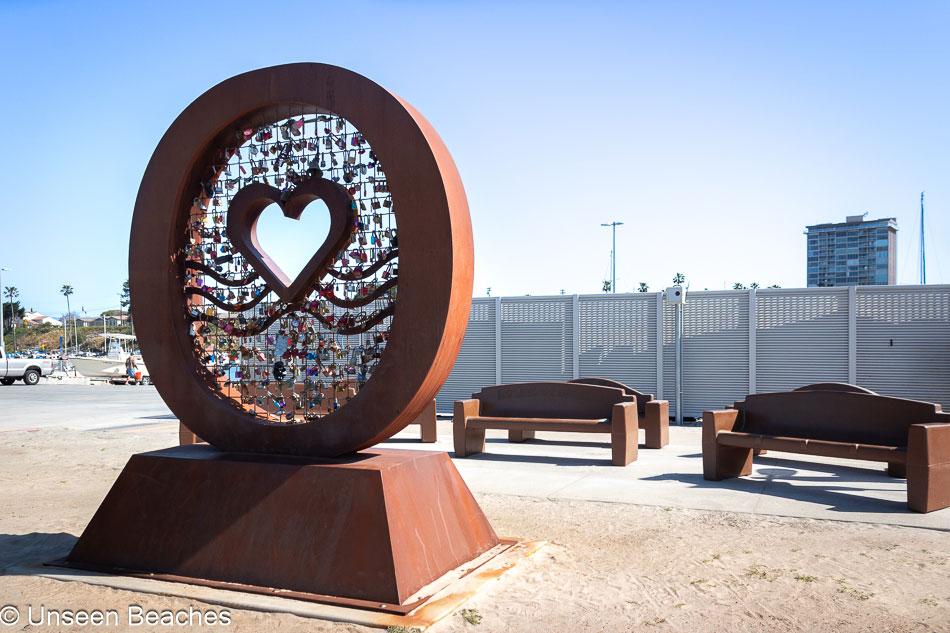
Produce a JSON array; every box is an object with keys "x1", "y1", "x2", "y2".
[
  {"x1": 601, "y1": 222, "x2": 623, "y2": 293},
  {"x1": 0, "y1": 268, "x2": 9, "y2": 351}
]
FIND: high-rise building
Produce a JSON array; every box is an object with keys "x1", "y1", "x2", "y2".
[{"x1": 805, "y1": 215, "x2": 897, "y2": 287}]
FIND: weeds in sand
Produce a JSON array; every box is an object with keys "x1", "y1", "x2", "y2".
[
  {"x1": 920, "y1": 598, "x2": 938, "y2": 607},
  {"x1": 457, "y1": 608, "x2": 482, "y2": 625},
  {"x1": 795, "y1": 574, "x2": 819, "y2": 582},
  {"x1": 674, "y1": 603, "x2": 685, "y2": 609},
  {"x1": 885, "y1": 544, "x2": 900, "y2": 552},
  {"x1": 836, "y1": 585, "x2": 873, "y2": 601},
  {"x1": 791, "y1": 548, "x2": 801, "y2": 553},
  {"x1": 690, "y1": 579, "x2": 710, "y2": 593},
  {"x1": 386, "y1": 627, "x2": 421, "y2": 633},
  {"x1": 746, "y1": 564, "x2": 779, "y2": 581},
  {"x1": 644, "y1": 617, "x2": 666, "y2": 626}
]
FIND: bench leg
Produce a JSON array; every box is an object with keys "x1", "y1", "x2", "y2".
[
  {"x1": 703, "y1": 443, "x2": 753, "y2": 480},
  {"x1": 886, "y1": 462, "x2": 906, "y2": 478},
  {"x1": 611, "y1": 405, "x2": 638, "y2": 466},
  {"x1": 453, "y1": 418, "x2": 484, "y2": 458},
  {"x1": 508, "y1": 429, "x2": 535, "y2": 443},
  {"x1": 179, "y1": 422, "x2": 199, "y2": 445},
  {"x1": 643, "y1": 401, "x2": 669, "y2": 449},
  {"x1": 907, "y1": 424, "x2": 950, "y2": 513},
  {"x1": 417, "y1": 398, "x2": 437, "y2": 443}
]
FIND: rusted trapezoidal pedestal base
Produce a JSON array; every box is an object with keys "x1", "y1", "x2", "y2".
[{"x1": 54, "y1": 445, "x2": 501, "y2": 612}]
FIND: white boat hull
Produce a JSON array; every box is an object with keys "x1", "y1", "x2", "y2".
[{"x1": 69, "y1": 357, "x2": 150, "y2": 380}]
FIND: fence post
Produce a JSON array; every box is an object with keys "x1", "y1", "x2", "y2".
[
  {"x1": 848, "y1": 286, "x2": 857, "y2": 385},
  {"x1": 749, "y1": 288, "x2": 756, "y2": 395},
  {"x1": 572, "y1": 294, "x2": 580, "y2": 379},
  {"x1": 495, "y1": 296, "x2": 502, "y2": 385},
  {"x1": 656, "y1": 292, "x2": 664, "y2": 400}
]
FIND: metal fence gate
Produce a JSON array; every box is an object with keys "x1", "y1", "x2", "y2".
[{"x1": 436, "y1": 285, "x2": 950, "y2": 417}]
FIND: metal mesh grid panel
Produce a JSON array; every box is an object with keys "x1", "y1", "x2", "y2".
[
  {"x1": 435, "y1": 299, "x2": 497, "y2": 413},
  {"x1": 578, "y1": 295, "x2": 657, "y2": 395},
  {"x1": 500, "y1": 297, "x2": 574, "y2": 384},
  {"x1": 755, "y1": 289, "x2": 850, "y2": 393},
  {"x1": 856, "y1": 286, "x2": 950, "y2": 407}
]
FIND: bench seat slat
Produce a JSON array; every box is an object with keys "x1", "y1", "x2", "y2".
[
  {"x1": 718, "y1": 431, "x2": 907, "y2": 463},
  {"x1": 468, "y1": 416, "x2": 612, "y2": 434}
]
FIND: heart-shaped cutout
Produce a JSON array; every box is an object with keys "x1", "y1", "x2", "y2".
[
  {"x1": 226, "y1": 177, "x2": 355, "y2": 303},
  {"x1": 255, "y1": 199, "x2": 332, "y2": 282}
]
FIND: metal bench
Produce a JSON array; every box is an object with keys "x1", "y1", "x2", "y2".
[
  {"x1": 702, "y1": 383, "x2": 950, "y2": 512},
  {"x1": 453, "y1": 382, "x2": 640, "y2": 465}
]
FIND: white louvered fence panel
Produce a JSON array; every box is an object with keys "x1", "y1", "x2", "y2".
[
  {"x1": 664, "y1": 291, "x2": 750, "y2": 417},
  {"x1": 500, "y1": 297, "x2": 574, "y2": 383},
  {"x1": 856, "y1": 286, "x2": 950, "y2": 408},
  {"x1": 435, "y1": 298, "x2": 496, "y2": 413},
  {"x1": 755, "y1": 289, "x2": 850, "y2": 393},
  {"x1": 578, "y1": 294, "x2": 658, "y2": 395}
]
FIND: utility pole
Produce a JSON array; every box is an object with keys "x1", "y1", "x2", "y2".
[
  {"x1": 920, "y1": 191, "x2": 926, "y2": 285},
  {"x1": 601, "y1": 222, "x2": 623, "y2": 294},
  {"x1": 0, "y1": 268, "x2": 8, "y2": 352}
]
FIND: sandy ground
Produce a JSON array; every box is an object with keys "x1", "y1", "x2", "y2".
[{"x1": 1, "y1": 426, "x2": 948, "y2": 633}]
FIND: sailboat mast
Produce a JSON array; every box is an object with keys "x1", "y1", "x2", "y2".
[{"x1": 920, "y1": 191, "x2": 926, "y2": 285}]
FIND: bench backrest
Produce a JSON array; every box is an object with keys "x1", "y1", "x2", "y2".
[
  {"x1": 569, "y1": 377, "x2": 653, "y2": 415},
  {"x1": 735, "y1": 384, "x2": 948, "y2": 447},
  {"x1": 473, "y1": 382, "x2": 634, "y2": 420}
]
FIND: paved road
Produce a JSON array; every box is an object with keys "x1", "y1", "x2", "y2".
[{"x1": 0, "y1": 383, "x2": 175, "y2": 432}]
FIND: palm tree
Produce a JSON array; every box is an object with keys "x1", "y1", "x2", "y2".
[
  {"x1": 4, "y1": 286, "x2": 18, "y2": 352},
  {"x1": 638, "y1": 282, "x2": 649, "y2": 293},
  {"x1": 61, "y1": 285, "x2": 75, "y2": 354},
  {"x1": 672, "y1": 273, "x2": 686, "y2": 285}
]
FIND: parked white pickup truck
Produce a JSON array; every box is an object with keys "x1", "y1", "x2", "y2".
[{"x1": 0, "y1": 348, "x2": 55, "y2": 385}]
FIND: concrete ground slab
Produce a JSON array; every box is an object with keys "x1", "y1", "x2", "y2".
[{"x1": 382, "y1": 421, "x2": 950, "y2": 530}]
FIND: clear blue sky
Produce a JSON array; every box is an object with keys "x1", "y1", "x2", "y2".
[{"x1": 1, "y1": 0, "x2": 947, "y2": 317}]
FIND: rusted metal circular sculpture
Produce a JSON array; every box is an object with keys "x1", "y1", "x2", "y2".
[{"x1": 130, "y1": 63, "x2": 473, "y2": 456}]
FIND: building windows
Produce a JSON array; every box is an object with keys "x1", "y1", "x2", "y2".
[{"x1": 805, "y1": 217, "x2": 896, "y2": 287}]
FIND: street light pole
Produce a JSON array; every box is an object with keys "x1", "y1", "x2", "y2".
[
  {"x1": 0, "y1": 268, "x2": 8, "y2": 352},
  {"x1": 600, "y1": 222, "x2": 623, "y2": 293}
]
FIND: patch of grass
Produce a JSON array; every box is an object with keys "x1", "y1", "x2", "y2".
[
  {"x1": 457, "y1": 608, "x2": 482, "y2": 625},
  {"x1": 645, "y1": 617, "x2": 667, "y2": 626},
  {"x1": 920, "y1": 598, "x2": 938, "y2": 607},
  {"x1": 746, "y1": 564, "x2": 779, "y2": 581},
  {"x1": 386, "y1": 627, "x2": 422, "y2": 633},
  {"x1": 885, "y1": 544, "x2": 900, "y2": 552},
  {"x1": 791, "y1": 548, "x2": 801, "y2": 553},
  {"x1": 673, "y1": 603, "x2": 685, "y2": 609},
  {"x1": 795, "y1": 574, "x2": 819, "y2": 583},
  {"x1": 836, "y1": 586, "x2": 873, "y2": 601}
]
